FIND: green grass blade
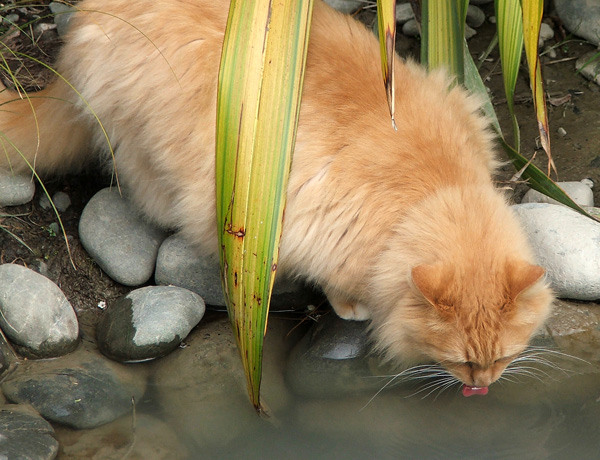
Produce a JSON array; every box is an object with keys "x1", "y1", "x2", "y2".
[
  {"x1": 421, "y1": 0, "x2": 468, "y2": 82},
  {"x1": 376, "y1": 0, "x2": 397, "y2": 128},
  {"x1": 495, "y1": 0, "x2": 523, "y2": 151},
  {"x1": 521, "y1": 0, "x2": 556, "y2": 176},
  {"x1": 216, "y1": 0, "x2": 313, "y2": 412}
]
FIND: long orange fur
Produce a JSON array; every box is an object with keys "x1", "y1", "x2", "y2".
[{"x1": 0, "y1": 0, "x2": 553, "y2": 388}]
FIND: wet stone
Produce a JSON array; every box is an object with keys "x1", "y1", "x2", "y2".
[
  {"x1": 0, "y1": 170, "x2": 35, "y2": 206},
  {"x1": 512, "y1": 203, "x2": 600, "y2": 300},
  {"x1": 0, "y1": 405, "x2": 58, "y2": 460},
  {"x1": 78, "y1": 188, "x2": 167, "y2": 286},
  {"x1": 155, "y1": 233, "x2": 316, "y2": 309},
  {"x1": 521, "y1": 179, "x2": 594, "y2": 207},
  {"x1": 285, "y1": 314, "x2": 389, "y2": 398},
  {"x1": 96, "y1": 286, "x2": 205, "y2": 363},
  {"x1": 1, "y1": 346, "x2": 147, "y2": 429},
  {"x1": 0, "y1": 264, "x2": 79, "y2": 358}
]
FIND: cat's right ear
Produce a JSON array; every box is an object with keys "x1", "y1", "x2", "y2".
[{"x1": 411, "y1": 264, "x2": 454, "y2": 315}]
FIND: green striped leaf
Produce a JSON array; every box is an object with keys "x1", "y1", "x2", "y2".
[
  {"x1": 421, "y1": 0, "x2": 468, "y2": 82},
  {"x1": 495, "y1": 0, "x2": 523, "y2": 151},
  {"x1": 216, "y1": 0, "x2": 314, "y2": 412}
]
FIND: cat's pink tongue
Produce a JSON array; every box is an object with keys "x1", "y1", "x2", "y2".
[{"x1": 462, "y1": 385, "x2": 488, "y2": 397}]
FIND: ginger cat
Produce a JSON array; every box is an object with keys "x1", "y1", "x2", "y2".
[{"x1": 0, "y1": 0, "x2": 552, "y2": 392}]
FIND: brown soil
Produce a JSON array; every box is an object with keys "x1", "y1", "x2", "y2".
[{"x1": 1, "y1": 1, "x2": 600, "y2": 325}]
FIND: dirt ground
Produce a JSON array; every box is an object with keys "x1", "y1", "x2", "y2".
[{"x1": 1, "y1": 1, "x2": 599, "y2": 324}]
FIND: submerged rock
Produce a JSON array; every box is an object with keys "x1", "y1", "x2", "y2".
[
  {"x1": 521, "y1": 179, "x2": 594, "y2": 207},
  {"x1": 0, "y1": 405, "x2": 59, "y2": 460},
  {"x1": 0, "y1": 264, "x2": 79, "y2": 358},
  {"x1": 79, "y1": 188, "x2": 167, "y2": 286},
  {"x1": 0, "y1": 170, "x2": 35, "y2": 206},
  {"x1": 285, "y1": 313, "x2": 389, "y2": 398},
  {"x1": 96, "y1": 286, "x2": 205, "y2": 363},
  {"x1": 512, "y1": 203, "x2": 600, "y2": 300},
  {"x1": 1, "y1": 346, "x2": 147, "y2": 429}
]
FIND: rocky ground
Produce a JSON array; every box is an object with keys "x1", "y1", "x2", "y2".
[{"x1": 0, "y1": 1, "x2": 600, "y2": 459}]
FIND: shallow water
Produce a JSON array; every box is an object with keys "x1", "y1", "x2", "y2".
[{"x1": 95, "y1": 315, "x2": 600, "y2": 460}]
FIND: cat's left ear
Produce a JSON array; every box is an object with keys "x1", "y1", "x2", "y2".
[
  {"x1": 506, "y1": 260, "x2": 546, "y2": 300},
  {"x1": 411, "y1": 263, "x2": 454, "y2": 315}
]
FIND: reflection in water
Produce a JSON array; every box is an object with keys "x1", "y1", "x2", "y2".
[{"x1": 135, "y1": 316, "x2": 600, "y2": 460}]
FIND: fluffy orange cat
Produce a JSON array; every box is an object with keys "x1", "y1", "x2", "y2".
[{"x1": 0, "y1": 0, "x2": 553, "y2": 393}]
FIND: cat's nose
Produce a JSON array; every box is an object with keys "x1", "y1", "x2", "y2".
[{"x1": 472, "y1": 367, "x2": 494, "y2": 387}]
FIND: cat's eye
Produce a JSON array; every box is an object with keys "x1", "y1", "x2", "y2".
[{"x1": 464, "y1": 361, "x2": 475, "y2": 369}]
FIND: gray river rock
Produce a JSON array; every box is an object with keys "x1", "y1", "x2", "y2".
[
  {"x1": 1, "y1": 346, "x2": 148, "y2": 429},
  {"x1": 78, "y1": 187, "x2": 167, "y2": 286},
  {"x1": 96, "y1": 285, "x2": 205, "y2": 363},
  {"x1": 521, "y1": 179, "x2": 594, "y2": 207},
  {"x1": 155, "y1": 233, "x2": 317, "y2": 309},
  {"x1": 0, "y1": 264, "x2": 79, "y2": 358},
  {"x1": 555, "y1": 0, "x2": 600, "y2": 47},
  {"x1": 0, "y1": 170, "x2": 35, "y2": 206},
  {"x1": 512, "y1": 203, "x2": 600, "y2": 300},
  {"x1": 0, "y1": 405, "x2": 58, "y2": 460}
]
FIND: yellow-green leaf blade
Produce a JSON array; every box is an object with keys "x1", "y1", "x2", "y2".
[
  {"x1": 376, "y1": 0, "x2": 397, "y2": 127},
  {"x1": 421, "y1": 0, "x2": 468, "y2": 82},
  {"x1": 495, "y1": 0, "x2": 523, "y2": 151},
  {"x1": 216, "y1": 0, "x2": 313, "y2": 412},
  {"x1": 521, "y1": 0, "x2": 556, "y2": 176}
]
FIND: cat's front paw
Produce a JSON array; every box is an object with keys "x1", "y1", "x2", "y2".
[{"x1": 328, "y1": 296, "x2": 371, "y2": 321}]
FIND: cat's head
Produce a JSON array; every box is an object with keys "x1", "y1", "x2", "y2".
[{"x1": 372, "y1": 259, "x2": 553, "y2": 391}]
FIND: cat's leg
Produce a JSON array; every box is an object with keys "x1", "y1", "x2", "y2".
[{"x1": 326, "y1": 291, "x2": 371, "y2": 321}]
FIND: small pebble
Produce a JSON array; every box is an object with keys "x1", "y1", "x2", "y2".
[
  {"x1": 0, "y1": 264, "x2": 79, "y2": 358},
  {"x1": 49, "y1": 1, "x2": 75, "y2": 37},
  {"x1": 52, "y1": 191, "x2": 71, "y2": 212},
  {"x1": 0, "y1": 170, "x2": 35, "y2": 206},
  {"x1": 402, "y1": 19, "x2": 420, "y2": 37},
  {"x1": 322, "y1": 0, "x2": 363, "y2": 14},
  {"x1": 557, "y1": 127, "x2": 567, "y2": 137},
  {"x1": 96, "y1": 286, "x2": 205, "y2": 363},
  {"x1": 2, "y1": 13, "x2": 19, "y2": 25},
  {"x1": 78, "y1": 187, "x2": 167, "y2": 286},
  {"x1": 539, "y1": 22, "x2": 554, "y2": 42},
  {"x1": 466, "y1": 5, "x2": 486, "y2": 28},
  {"x1": 465, "y1": 25, "x2": 477, "y2": 40}
]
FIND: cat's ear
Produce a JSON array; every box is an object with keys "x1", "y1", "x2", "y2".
[
  {"x1": 411, "y1": 263, "x2": 454, "y2": 315},
  {"x1": 506, "y1": 260, "x2": 546, "y2": 300}
]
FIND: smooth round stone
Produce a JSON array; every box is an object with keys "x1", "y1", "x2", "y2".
[
  {"x1": 466, "y1": 5, "x2": 486, "y2": 28},
  {"x1": 0, "y1": 405, "x2": 58, "y2": 460},
  {"x1": 0, "y1": 264, "x2": 78, "y2": 358},
  {"x1": 402, "y1": 19, "x2": 420, "y2": 37},
  {"x1": 155, "y1": 233, "x2": 316, "y2": 309},
  {"x1": 96, "y1": 286, "x2": 205, "y2": 363},
  {"x1": 576, "y1": 51, "x2": 600, "y2": 86},
  {"x1": 39, "y1": 191, "x2": 71, "y2": 212},
  {"x1": 1, "y1": 346, "x2": 148, "y2": 429},
  {"x1": 521, "y1": 180, "x2": 594, "y2": 207},
  {"x1": 285, "y1": 314, "x2": 390, "y2": 398},
  {"x1": 49, "y1": 2, "x2": 75, "y2": 37},
  {"x1": 0, "y1": 170, "x2": 35, "y2": 206},
  {"x1": 555, "y1": 0, "x2": 600, "y2": 47},
  {"x1": 539, "y1": 22, "x2": 554, "y2": 42},
  {"x1": 322, "y1": 0, "x2": 363, "y2": 14},
  {"x1": 395, "y1": 3, "x2": 414, "y2": 25},
  {"x1": 79, "y1": 188, "x2": 166, "y2": 286},
  {"x1": 512, "y1": 203, "x2": 600, "y2": 300}
]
